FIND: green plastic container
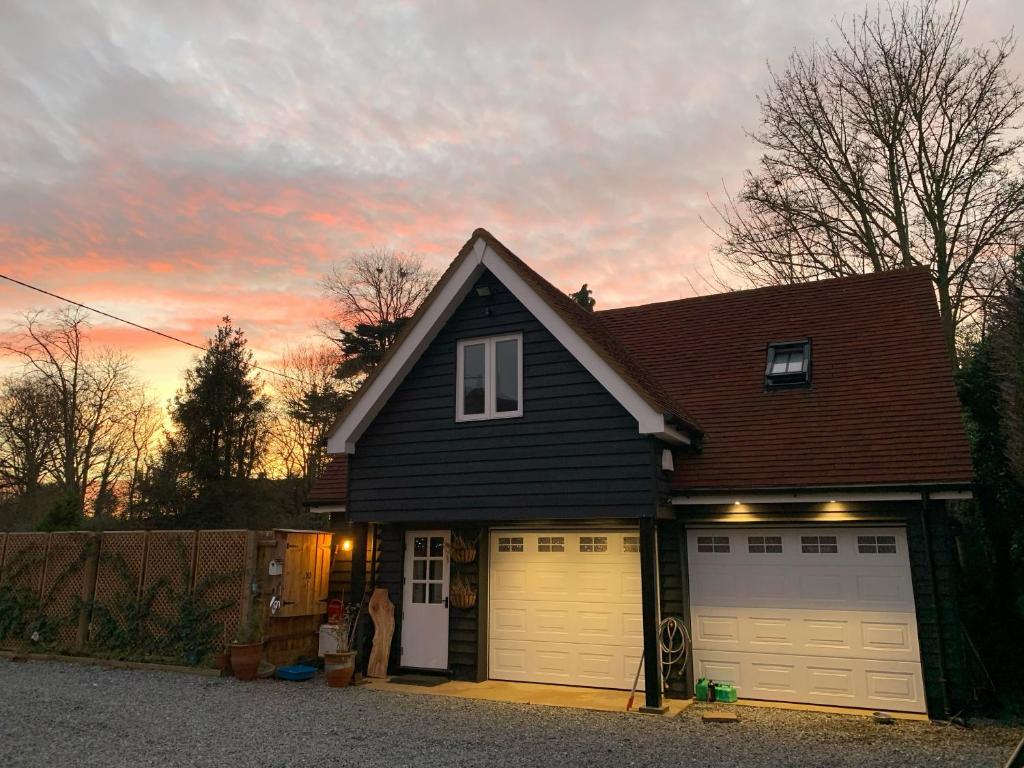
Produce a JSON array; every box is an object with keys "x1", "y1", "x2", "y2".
[
  {"x1": 714, "y1": 683, "x2": 738, "y2": 703},
  {"x1": 695, "y1": 677, "x2": 738, "y2": 703}
]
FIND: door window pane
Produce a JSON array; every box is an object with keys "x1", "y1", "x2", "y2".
[
  {"x1": 413, "y1": 537, "x2": 427, "y2": 557},
  {"x1": 412, "y1": 583, "x2": 426, "y2": 604},
  {"x1": 495, "y1": 338, "x2": 519, "y2": 412},
  {"x1": 429, "y1": 537, "x2": 445, "y2": 557},
  {"x1": 462, "y1": 343, "x2": 486, "y2": 415},
  {"x1": 428, "y1": 583, "x2": 443, "y2": 604},
  {"x1": 429, "y1": 559, "x2": 443, "y2": 580},
  {"x1": 413, "y1": 560, "x2": 426, "y2": 580}
]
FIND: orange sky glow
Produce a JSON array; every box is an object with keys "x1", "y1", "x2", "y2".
[{"x1": 1, "y1": 0, "x2": 1021, "y2": 407}]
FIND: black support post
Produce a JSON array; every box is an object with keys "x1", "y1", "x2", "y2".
[
  {"x1": 349, "y1": 522, "x2": 370, "y2": 673},
  {"x1": 639, "y1": 515, "x2": 666, "y2": 713}
]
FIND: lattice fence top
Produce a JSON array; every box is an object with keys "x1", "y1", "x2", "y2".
[
  {"x1": 143, "y1": 531, "x2": 197, "y2": 638},
  {"x1": 41, "y1": 532, "x2": 94, "y2": 648},
  {"x1": 194, "y1": 530, "x2": 252, "y2": 645}
]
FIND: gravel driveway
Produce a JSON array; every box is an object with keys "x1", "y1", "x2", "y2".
[{"x1": 1, "y1": 659, "x2": 1020, "y2": 768}]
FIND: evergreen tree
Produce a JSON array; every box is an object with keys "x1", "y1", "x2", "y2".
[{"x1": 157, "y1": 318, "x2": 270, "y2": 526}]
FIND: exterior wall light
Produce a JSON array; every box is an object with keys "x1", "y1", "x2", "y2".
[{"x1": 340, "y1": 538, "x2": 353, "y2": 553}]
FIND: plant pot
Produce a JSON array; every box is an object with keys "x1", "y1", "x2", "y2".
[
  {"x1": 230, "y1": 642, "x2": 263, "y2": 682},
  {"x1": 324, "y1": 651, "x2": 357, "y2": 688}
]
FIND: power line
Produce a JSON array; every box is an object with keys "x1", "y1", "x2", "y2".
[{"x1": 0, "y1": 271, "x2": 307, "y2": 384}]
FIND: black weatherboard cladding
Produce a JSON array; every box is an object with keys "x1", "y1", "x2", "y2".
[{"x1": 348, "y1": 269, "x2": 662, "y2": 523}]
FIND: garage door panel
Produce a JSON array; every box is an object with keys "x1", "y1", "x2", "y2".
[
  {"x1": 689, "y1": 527, "x2": 925, "y2": 713},
  {"x1": 695, "y1": 650, "x2": 925, "y2": 711},
  {"x1": 489, "y1": 530, "x2": 642, "y2": 690},
  {"x1": 691, "y1": 606, "x2": 920, "y2": 662},
  {"x1": 490, "y1": 639, "x2": 643, "y2": 689}
]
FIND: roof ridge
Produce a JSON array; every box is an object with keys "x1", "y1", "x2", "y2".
[
  {"x1": 597, "y1": 265, "x2": 932, "y2": 316},
  {"x1": 472, "y1": 228, "x2": 703, "y2": 433}
]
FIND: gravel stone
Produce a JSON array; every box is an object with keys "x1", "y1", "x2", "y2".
[{"x1": 1, "y1": 659, "x2": 1020, "y2": 768}]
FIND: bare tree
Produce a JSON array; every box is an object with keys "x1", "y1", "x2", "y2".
[
  {"x1": 710, "y1": 0, "x2": 1024, "y2": 358},
  {"x1": 0, "y1": 377, "x2": 56, "y2": 507},
  {"x1": 269, "y1": 344, "x2": 352, "y2": 484},
  {"x1": 321, "y1": 248, "x2": 437, "y2": 329},
  {"x1": 321, "y1": 248, "x2": 437, "y2": 378},
  {"x1": 0, "y1": 307, "x2": 154, "y2": 520}
]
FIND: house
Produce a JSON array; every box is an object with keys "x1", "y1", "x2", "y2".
[{"x1": 308, "y1": 228, "x2": 973, "y2": 717}]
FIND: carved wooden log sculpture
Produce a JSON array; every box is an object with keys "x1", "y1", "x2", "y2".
[{"x1": 366, "y1": 587, "x2": 395, "y2": 678}]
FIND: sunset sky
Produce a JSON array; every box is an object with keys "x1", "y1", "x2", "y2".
[{"x1": 2, "y1": 0, "x2": 1022, "y2": 405}]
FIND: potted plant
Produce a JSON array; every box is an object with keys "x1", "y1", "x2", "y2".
[
  {"x1": 230, "y1": 601, "x2": 265, "y2": 682},
  {"x1": 323, "y1": 603, "x2": 359, "y2": 688}
]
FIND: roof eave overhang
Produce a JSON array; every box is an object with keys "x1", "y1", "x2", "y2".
[
  {"x1": 670, "y1": 482, "x2": 973, "y2": 505},
  {"x1": 326, "y1": 232, "x2": 693, "y2": 454}
]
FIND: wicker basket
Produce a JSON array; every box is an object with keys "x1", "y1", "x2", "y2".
[
  {"x1": 448, "y1": 535, "x2": 477, "y2": 564},
  {"x1": 450, "y1": 575, "x2": 477, "y2": 609},
  {"x1": 450, "y1": 589, "x2": 477, "y2": 610}
]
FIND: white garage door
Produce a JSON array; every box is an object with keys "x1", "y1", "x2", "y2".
[
  {"x1": 489, "y1": 530, "x2": 644, "y2": 689},
  {"x1": 688, "y1": 526, "x2": 926, "y2": 713}
]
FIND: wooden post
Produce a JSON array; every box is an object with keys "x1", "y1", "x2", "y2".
[
  {"x1": 77, "y1": 533, "x2": 101, "y2": 650},
  {"x1": 366, "y1": 587, "x2": 395, "y2": 677},
  {"x1": 349, "y1": 523, "x2": 369, "y2": 672},
  {"x1": 639, "y1": 515, "x2": 666, "y2": 713}
]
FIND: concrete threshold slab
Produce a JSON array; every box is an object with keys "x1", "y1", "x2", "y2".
[
  {"x1": 366, "y1": 677, "x2": 691, "y2": 717},
  {"x1": 732, "y1": 698, "x2": 930, "y2": 722}
]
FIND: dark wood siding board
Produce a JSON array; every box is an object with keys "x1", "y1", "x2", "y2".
[
  {"x1": 657, "y1": 518, "x2": 690, "y2": 698},
  {"x1": 906, "y1": 502, "x2": 968, "y2": 718},
  {"x1": 349, "y1": 268, "x2": 659, "y2": 524},
  {"x1": 447, "y1": 525, "x2": 482, "y2": 681},
  {"x1": 372, "y1": 524, "x2": 404, "y2": 676}
]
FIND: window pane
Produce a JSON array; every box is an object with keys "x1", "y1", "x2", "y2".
[
  {"x1": 771, "y1": 352, "x2": 791, "y2": 374},
  {"x1": 428, "y1": 583, "x2": 443, "y2": 604},
  {"x1": 787, "y1": 351, "x2": 805, "y2": 373},
  {"x1": 428, "y1": 559, "x2": 443, "y2": 580},
  {"x1": 413, "y1": 537, "x2": 427, "y2": 557},
  {"x1": 462, "y1": 343, "x2": 486, "y2": 415},
  {"x1": 495, "y1": 339, "x2": 519, "y2": 412},
  {"x1": 429, "y1": 537, "x2": 445, "y2": 557},
  {"x1": 413, "y1": 560, "x2": 426, "y2": 580},
  {"x1": 412, "y1": 583, "x2": 426, "y2": 604}
]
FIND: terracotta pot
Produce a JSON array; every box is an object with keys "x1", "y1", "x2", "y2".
[
  {"x1": 324, "y1": 651, "x2": 357, "y2": 688},
  {"x1": 230, "y1": 642, "x2": 263, "y2": 682}
]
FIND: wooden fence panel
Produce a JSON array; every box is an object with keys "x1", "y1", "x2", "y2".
[
  {"x1": 1, "y1": 533, "x2": 49, "y2": 598},
  {"x1": 193, "y1": 529, "x2": 253, "y2": 646},
  {"x1": 93, "y1": 531, "x2": 147, "y2": 635},
  {"x1": 142, "y1": 531, "x2": 196, "y2": 638},
  {"x1": 41, "y1": 532, "x2": 96, "y2": 649}
]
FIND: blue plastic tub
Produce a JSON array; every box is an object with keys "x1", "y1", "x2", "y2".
[{"x1": 275, "y1": 664, "x2": 317, "y2": 682}]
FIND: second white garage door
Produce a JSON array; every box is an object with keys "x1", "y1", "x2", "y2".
[
  {"x1": 488, "y1": 530, "x2": 643, "y2": 689},
  {"x1": 688, "y1": 526, "x2": 926, "y2": 713}
]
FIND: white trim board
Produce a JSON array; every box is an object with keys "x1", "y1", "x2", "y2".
[
  {"x1": 326, "y1": 234, "x2": 685, "y2": 454},
  {"x1": 672, "y1": 490, "x2": 972, "y2": 505}
]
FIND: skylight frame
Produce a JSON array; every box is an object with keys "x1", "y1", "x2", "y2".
[{"x1": 765, "y1": 338, "x2": 812, "y2": 390}]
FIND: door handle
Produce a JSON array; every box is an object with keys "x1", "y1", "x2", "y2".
[{"x1": 443, "y1": 596, "x2": 449, "y2": 608}]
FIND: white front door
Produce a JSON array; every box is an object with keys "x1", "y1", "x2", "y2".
[
  {"x1": 488, "y1": 530, "x2": 644, "y2": 690},
  {"x1": 401, "y1": 530, "x2": 450, "y2": 670},
  {"x1": 688, "y1": 526, "x2": 926, "y2": 713}
]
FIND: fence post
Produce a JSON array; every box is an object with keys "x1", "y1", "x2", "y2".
[{"x1": 77, "y1": 533, "x2": 101, "y2": 650}]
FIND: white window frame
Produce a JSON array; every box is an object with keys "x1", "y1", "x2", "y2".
[{"x1": 456, "y1": 334, "x2": 523, "y2": 421}]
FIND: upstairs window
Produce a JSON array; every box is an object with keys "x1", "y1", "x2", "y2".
[
  {"x1": 456, "y1": 334, "x2": 523, "y2": 421},
  {"x1": 765, "y1": 339, "x2": 811, "y2": 389}
]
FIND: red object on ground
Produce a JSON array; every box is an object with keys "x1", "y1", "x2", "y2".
[{"x1": 326, "y1": 599, "x2": 343, "y2": 624}]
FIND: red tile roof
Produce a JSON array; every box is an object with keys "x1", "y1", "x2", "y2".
[
  {"x1": 306, "y1": 456, "x2": 347, "y2": 505},
  {"x1": 598, "y1": 267, "x2": 974, "y2": 491},
  {"x1": 308, "y1": 237, "x2": 973, "y2": 507}
]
